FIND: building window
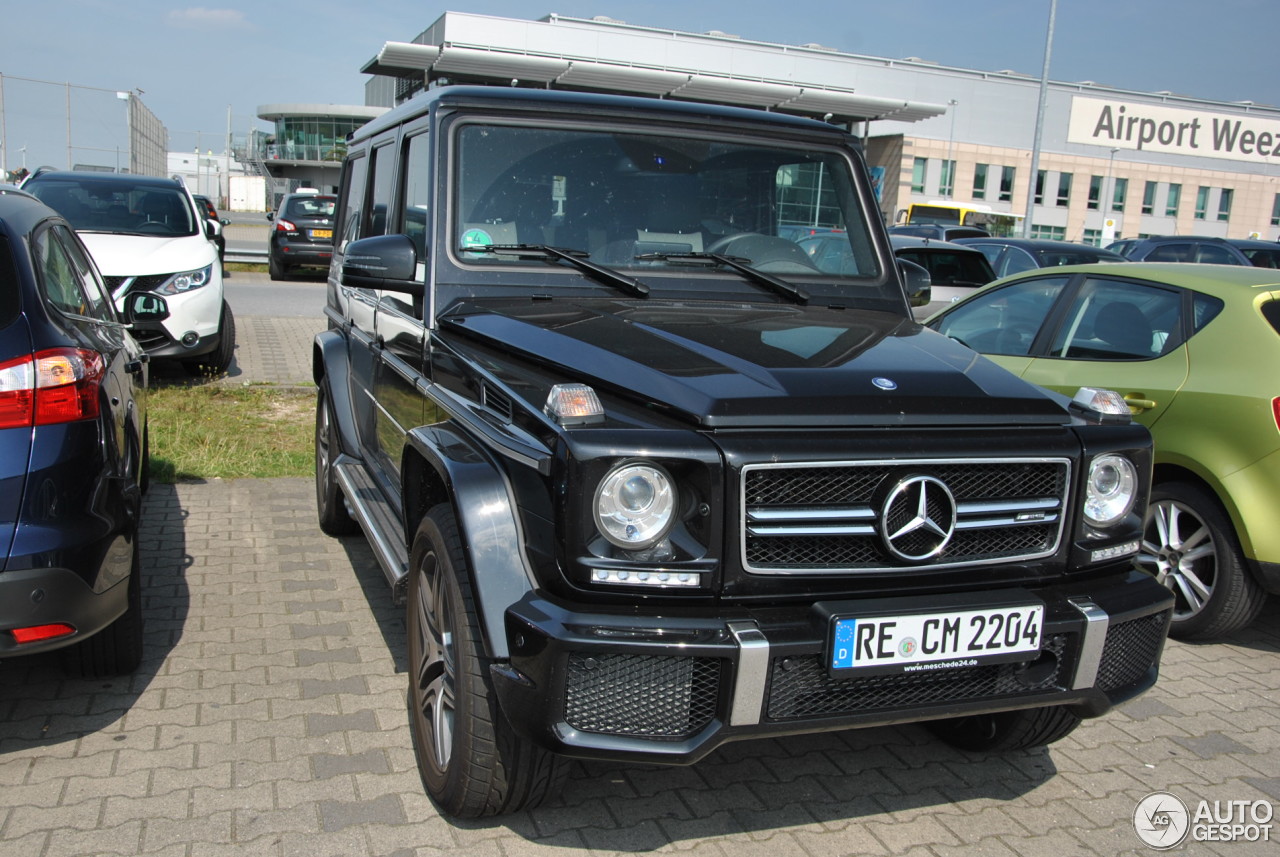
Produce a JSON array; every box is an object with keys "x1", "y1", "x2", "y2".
[
  {"x1": 1112, "y1": 177, "x2": 1128, "y2": 213},
  {"x1": 1030, "y1": 224, "x2": 1066, "y2": 240},
  {"x1": 912, "y1": 158, "x2": 927, "y2": 194},
  {"x1": 1088, "y1": 175, "x2": 1102, "y2": 210},
  {"x1": 1271, "y1": 193, "x2": 1280, "y2": 226},
  {"x1": 1166, "y1": 184, "x2": 1181, "y2": 217},
  {"x1": 1056, "y1": 173, "x2": 1072, "y2": 207},
  {"x1": 1217, "y1": 188, "x2": 1233, "y2": 222},
  {"x1": 999, "y1": 166, "x2": 1015, "y2": 202},
  {"x1": 1195, "y1": 186, "x2": 1210, "y2": 219},
  {"x1": 1082, "y1": 228, "x2": 1102, "y2": 246},
  {"x1": 1034, "y1": 170, "x2": 1048, "y2": 205},
  {"x1": 1142, "y1": 181, "x2": 1157, "y2": 215},
  {"x1": 940, "y1": 160, "x2": 956, "y2": 198},
  {"x1": 973, "y1": 163, "x2": 988, "y2": 200}
]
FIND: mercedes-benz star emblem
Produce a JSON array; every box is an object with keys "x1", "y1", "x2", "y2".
[{"x1": 881, "y1": 475, "x2": 957, "y2": 561}]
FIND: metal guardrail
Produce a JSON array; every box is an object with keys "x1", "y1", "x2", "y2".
[{"x1": 226, "y1": 249, "x2": 268, "y2": 264}]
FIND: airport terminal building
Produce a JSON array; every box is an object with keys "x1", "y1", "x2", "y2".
[{"x1": 361, "y1": 12, "x2": 1280, "y2": 245}]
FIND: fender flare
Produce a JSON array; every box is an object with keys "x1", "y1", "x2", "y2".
[
  {"x1": 313, "y1": 329, "x2": 360, "y2": 458},
  {"x1": 405, "y1": 424, "x2": 537, "y2": 660}
]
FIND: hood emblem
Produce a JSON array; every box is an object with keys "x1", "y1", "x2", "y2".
[
  {"x1": 881, "y1": 475, "x2": 957, "y2": 562},
  {"x1": 872, "y1": 377, "x2": 897, "y2": 391}
]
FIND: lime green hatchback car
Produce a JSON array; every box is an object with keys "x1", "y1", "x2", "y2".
[{"x1": 927, "y1": 262, "x2": 1280, "y2": 639}]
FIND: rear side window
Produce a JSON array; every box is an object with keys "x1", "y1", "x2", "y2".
[{"x1": 1049, "y1": 277, "x2": 1183, "y2": 360}]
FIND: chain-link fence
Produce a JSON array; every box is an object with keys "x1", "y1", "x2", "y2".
[{"x1": 1, "y1": 73, "x2": 167, "y2": 180}]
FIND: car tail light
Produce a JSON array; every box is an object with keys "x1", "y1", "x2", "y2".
[
  {"x1": 1273, "y1": 397, "x2": 1280, "y2": 433},
  {"x1": 9, "y1": 624, "x2": 77, "y2": 644},
  {"x1": 0, "y1": 348, "x2": 104, "y2": 429},
  {"x1": 275, "y1": 219, "x2": 297, "y2": 232}
]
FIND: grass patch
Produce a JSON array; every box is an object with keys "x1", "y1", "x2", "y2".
[
  {"x1": 224, "y1": 261, "x2": 268, "y2": 274},
  {"x1": 148, "y1": 385, "x2": 314, "y2": 482}
]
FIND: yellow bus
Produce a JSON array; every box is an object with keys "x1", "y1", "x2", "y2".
[{"x1": 900, "y1": 201, "x2": 1023, "y2": 237}]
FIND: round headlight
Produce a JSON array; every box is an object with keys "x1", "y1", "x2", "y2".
[
  {"x1": 1084, "y1": 454, "x2": 1138, "y2": 526},
  {"x1": 594, "y1": 463, "x2": 676, "y2": 550}
]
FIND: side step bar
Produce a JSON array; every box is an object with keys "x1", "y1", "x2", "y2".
[{"x1": 334, "y1": 459, "x2": 410, "y2": 602}]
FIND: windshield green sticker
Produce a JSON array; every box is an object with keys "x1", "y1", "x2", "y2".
[{"x1": 461, "y1": 228, "x2": 492, "y2": 248}]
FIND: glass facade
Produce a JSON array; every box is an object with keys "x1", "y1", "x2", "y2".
[{"x1": 260, "y1": 116, "x2": 367, "y2": 162}]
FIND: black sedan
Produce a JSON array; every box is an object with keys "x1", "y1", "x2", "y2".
[
  {"x1": 0, "y1": 188, "x2": 167, "y2": 675},
  {"x1": 953, "y1": 237, "x2": 1128, "y2": 278}
]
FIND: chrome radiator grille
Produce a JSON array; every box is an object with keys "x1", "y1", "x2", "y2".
[{"x1": 742, "y1": 458, "x2": 1071, "y2": 573}]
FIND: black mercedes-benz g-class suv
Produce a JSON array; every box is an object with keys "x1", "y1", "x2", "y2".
[{"x1": 313, "y1": 85, "x2": 1173, "y2": 817}]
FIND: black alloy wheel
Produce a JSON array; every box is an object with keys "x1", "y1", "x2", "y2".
[
  {"x1": 406, "y1": 505, "x2": 567, "y2": 817},
  {"x1": 314, "y1": 385, "x2": 358, "y2": 536}
]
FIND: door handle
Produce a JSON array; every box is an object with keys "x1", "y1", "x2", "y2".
[{"x1": 1123, "y1": 394, "x2": 1157, "y2": 411}]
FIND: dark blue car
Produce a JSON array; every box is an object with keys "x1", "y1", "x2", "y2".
[{"x1": 0, "y1": 188, "x2": 167, "y2": 676}]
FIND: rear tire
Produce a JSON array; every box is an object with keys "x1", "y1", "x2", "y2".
[
  {"x1": 926, "y1": 706, "x2": 1081, "y2": 752},
  {"x1": 407, "y1": 505, "x2": 567, "y2": 817},
  {"x1": 61, "y1": 535, "x2": 145, "y2": 678},
  {"x1": 1137, "y1": 481, "x2": 1265, "y2": 640},
  {"x1": 269, "y1": 254, "x2": 287, "y2": 281}
]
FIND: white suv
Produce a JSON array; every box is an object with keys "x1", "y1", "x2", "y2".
[{"x1": 22, "y1": 170, "x2": 235, "y2": 374}]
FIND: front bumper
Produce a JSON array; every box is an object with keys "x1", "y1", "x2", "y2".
[{"x1": 493, "y1": 570, "x2": 1173, "y2": 765}]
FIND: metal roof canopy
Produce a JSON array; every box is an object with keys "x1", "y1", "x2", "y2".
[{"x1": 360, "y1": 12, "x2": 947, "y2": 125}]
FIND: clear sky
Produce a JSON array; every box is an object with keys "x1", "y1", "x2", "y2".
[{"x1": 3, "y1": 0, "x2": 1277, "y2": 173}]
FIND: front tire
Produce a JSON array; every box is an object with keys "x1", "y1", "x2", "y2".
[
  {"x1": 1137, "y1": 481, "x2": 1265, "y2": 639},
  {"x1": 926, "y1": 706, "x2": 1081, "y2": 752},
  {"x1": 183, "y1": 301, "x2": 236, "y2": 377},
  {"x1": 314, "y1": 385, "x2": 358, "y2": 536},
  {"x1": 407, "y1": 505, "x2": 567, "y2": 817}
]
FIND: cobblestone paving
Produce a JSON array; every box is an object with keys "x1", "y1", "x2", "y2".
[{"x1": 2, "y1": 478, "x2": 1277, "y2": 857}]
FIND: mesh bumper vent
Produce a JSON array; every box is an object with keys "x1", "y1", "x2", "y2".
[
  {"x1": 1096, "y1": 612, "x2": 1168, "y2": 691},
  {"x1": 564, "y1": 653, "x2": 720, "y2": 738},
  {"x1": 767, "y1": 635, "x2": 1067, "y2": 721}
]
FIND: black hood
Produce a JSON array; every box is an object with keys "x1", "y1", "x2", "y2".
[{"x1": 440, "y1": 298, "x2": 1071, "y2": 428}]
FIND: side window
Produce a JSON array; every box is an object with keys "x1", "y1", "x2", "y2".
[
  {"x1": 53, "y1": 226, "x2": 114, "y2": 322},
  {"x1": 932, "y1": 276, "x2": 1068, "y2": 356},
  {"x1": 367, "y1": 143, "x2": 397, "y2": 238},
  {"x1": 1001, "y1": 248, "x2": 1038, "y2": 277},
  {"x1": 337, "y1": 154, "x2": 369, "y2": 250},
  {"x1": 32, "y1": 227, "x2": 90, "y2": 317},
  {"x1": 402, "y1": 132, "x2": 431, "y2": 259},
  {"x1": 1195, "y1": 244, "x2": 1238, "y2": 265},
  {"x1": 1145, "y1": 242, "x2": 1192, "y2": 263},
  {"x1": 1049, "y1": 277, "x2": 1182, "y2": 360}
]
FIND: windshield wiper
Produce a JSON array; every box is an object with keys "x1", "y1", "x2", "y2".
[
  {"x1": 635, "y1": 252, "x2": 810, "y2": 305},
  {"x1": 463, "y1": 244, "x2": 650, "y2": 299}
]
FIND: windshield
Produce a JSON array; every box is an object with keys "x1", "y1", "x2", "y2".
[
  {"x1": 452, "y1": 122, "x2": 884, "y2": 293},
  {"x1": 27, "y1": 178, "x2": 198, "y2": 237}
]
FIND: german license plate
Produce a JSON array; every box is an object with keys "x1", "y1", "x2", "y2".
[
  {"x1": 829, "y1": 604, "x2": 1043, "y2": 677},
  {"x1": 310, "y1": 228, "x2": 332, "y2": 240}
]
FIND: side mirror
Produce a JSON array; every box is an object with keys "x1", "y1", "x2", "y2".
[
  {"x1": 266, "y1": 211, "x2": 274, "y2": 222},
  {"x1": 221, "y1": 217, "x2": 230, "y2": 225},
  {"x1": 898, "y1": 258, "x2": 932, "y2": 308},
  {"x1": 204, "y1": 220, "x2": 217, "y2": 240},
  {"x1": 123, "y1": 293, "x2": 170, "y2": 324},
  {"x1": 342, "y1": 234, "x2": 424, "y2": 296}
]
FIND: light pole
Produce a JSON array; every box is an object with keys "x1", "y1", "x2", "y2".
[
  {"x1": 1022, "y1": 0, "x2": 1058, "y2": 237},
  {"x1": 1103, "y1": 146, "x2": 1119, "y2": 242},
  {"x1": 945, "y1": 99, "x2": 958, "y2": 199}
]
